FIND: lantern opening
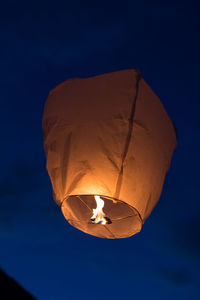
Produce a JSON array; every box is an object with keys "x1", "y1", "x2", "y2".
[
  {"x1": 61, "y1": 195, "x2": 143, "y2": 239},
  {"x1": 90, "y1": 195, "x2": 112, "y2": 225}
]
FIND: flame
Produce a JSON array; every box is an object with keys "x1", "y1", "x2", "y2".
[{"x1": 91, "y1": 195, "x2": 108, "y2": 225}]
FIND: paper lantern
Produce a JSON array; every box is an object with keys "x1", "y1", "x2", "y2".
[{"x1": 42, "y1": 69, "x2": 177, "y2": 239}]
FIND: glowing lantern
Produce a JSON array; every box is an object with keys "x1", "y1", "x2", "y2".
[{"x1": 42, "y1": 69, "x2": 177, "y2": 239}]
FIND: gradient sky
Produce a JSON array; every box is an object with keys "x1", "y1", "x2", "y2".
[{"x1": 0, "y1": 1, "x2": 200, "y2": 299}]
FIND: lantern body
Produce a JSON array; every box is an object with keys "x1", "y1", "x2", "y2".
[{"x1": 42, "y1": 69, "x2": 177, "y2": 239}]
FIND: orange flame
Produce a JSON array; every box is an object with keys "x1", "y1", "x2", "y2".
[{"x1": 91, "y1": 195, "x2": 108, "y2": 225}]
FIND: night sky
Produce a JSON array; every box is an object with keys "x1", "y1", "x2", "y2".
[{"x1": 1, "y1": 1, "x2": 200, "y2": 299}]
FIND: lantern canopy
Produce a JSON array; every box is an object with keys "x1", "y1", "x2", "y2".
[{"x1": 42, "y1": 69, "x2": 177, "y2": 239}]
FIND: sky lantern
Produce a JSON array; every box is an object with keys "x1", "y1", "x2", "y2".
[{"x1": 42, "y1": 69, "x2": 177, "y2": 239}]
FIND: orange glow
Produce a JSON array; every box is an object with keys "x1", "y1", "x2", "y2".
[
  {"x1": 43, "y1": 69, "x2": 177, "y2": 238},
  {"x1": 91, "y1": 195, "x2": 108, "y2": 225}
]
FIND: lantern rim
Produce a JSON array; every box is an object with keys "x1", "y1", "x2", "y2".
[{"x1": 61, "y1": 194, "x2": 143, "y2": 239}]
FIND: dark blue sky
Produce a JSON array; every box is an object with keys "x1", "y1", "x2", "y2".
[{"x1": 0, "y1": 1, "x2": 200, "y2": 299}]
